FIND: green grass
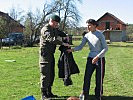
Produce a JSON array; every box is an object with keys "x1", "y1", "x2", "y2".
[{"x1": 0, "y1": 42, "x2": 133, "y2": 100}]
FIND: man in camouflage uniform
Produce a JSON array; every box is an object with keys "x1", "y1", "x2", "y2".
[{"x1": 39, "y1": 15, "x2": 69, "y2": 100}]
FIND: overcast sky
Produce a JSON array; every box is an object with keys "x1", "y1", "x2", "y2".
[{"x1": 0, "y1": 0, "x2": 133, "y2": 27}]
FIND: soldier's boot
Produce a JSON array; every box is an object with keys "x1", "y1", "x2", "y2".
[
  {"x1": 41, "y1": 89, "x2": 49, "y2": 100},
  {"x1": 47, "y1": 87, "x2": 58, "y2": 98}
]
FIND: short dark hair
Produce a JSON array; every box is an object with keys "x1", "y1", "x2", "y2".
[
  {"x1": 51, "y1": 14, "x2": 61, "y2": 23},
  {"x1": 86, "y1": 19, "x2": 98, "y2": 26}
]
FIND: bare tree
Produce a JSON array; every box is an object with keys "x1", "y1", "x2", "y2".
[
  {"x1": 0, "y1": 17, "x2": 10, "y2": 48},
  {"x1": 9, "y1": 7, "x2": 24, "y2": 23},
  {"x1": 24, "y1": 9, "x2": 42, "y2": 46},
  {"x1": 55, "y1": 0, "x2": 82, "y2": 31}
]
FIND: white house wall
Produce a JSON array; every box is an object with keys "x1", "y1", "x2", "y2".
[{"x1": 110, "y1": 31, "x2": 122, "y2": 42}]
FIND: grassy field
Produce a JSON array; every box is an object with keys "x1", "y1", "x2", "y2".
[{"x1": 0, "y1": 42, "x2": 133, "y2": 100}]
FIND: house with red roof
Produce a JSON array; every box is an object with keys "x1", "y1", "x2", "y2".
[
  {"x1": 97, "y1": 12, "x2": 127, "y2": 42},
  {"x1": 0, "y1": 11, "x2": 24, "y2": 33}
]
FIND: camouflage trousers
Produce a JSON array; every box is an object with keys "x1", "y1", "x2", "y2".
[{"x1": 40, "y1": 54, "x2": 55, "y2": 91}]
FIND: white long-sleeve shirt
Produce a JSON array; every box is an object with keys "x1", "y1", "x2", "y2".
[{"x1": 73, "y1": 30, "x2": 108, "y2": 58}]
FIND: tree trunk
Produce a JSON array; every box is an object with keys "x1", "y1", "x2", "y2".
[{"x1": 0, "y1": 38, "x2": 2, "y2": 49}]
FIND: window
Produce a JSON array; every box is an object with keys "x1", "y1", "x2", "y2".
[{"x1": 105, "y1": 22, "x2": 110, "y2": 30}]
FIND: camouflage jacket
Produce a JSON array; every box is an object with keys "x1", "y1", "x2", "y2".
[{"x1": 39, "y1": 24, "x2": 66, "y2": 63}]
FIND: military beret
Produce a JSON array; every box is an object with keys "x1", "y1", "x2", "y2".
[{"x1": 51, "y1": 15, "x2": 61, "y2": 23}]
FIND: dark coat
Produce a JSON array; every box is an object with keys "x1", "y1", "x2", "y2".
[{"x1": 58, "y1": 45, "x2": 80, "y2": 78}]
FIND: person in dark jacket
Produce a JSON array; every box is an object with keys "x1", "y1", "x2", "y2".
[{"x1": 39, "y1": 14, "x2": 69, "y2": 100}]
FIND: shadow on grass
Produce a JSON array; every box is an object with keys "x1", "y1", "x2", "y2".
[
  {"x1": 103, "y1": 95, "x2": 133, "y2": 100},
  {"x1": 49, "y1": 95, "x2": 133, "y2": 100},
  {"x1": 108, "y1": 45, "x2": 133, "y2": 48}
]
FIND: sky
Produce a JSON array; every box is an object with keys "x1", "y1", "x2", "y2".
[{"x1": 0, "y1": 0, "x2": 133, "y2": 27}]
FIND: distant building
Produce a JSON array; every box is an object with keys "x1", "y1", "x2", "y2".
[
  {"x1": 97, "y1": 12, "x2": 127, "y2": 42},
  {"x1": 0, "y1": 11, "x2": 25, "y2": 33}
]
